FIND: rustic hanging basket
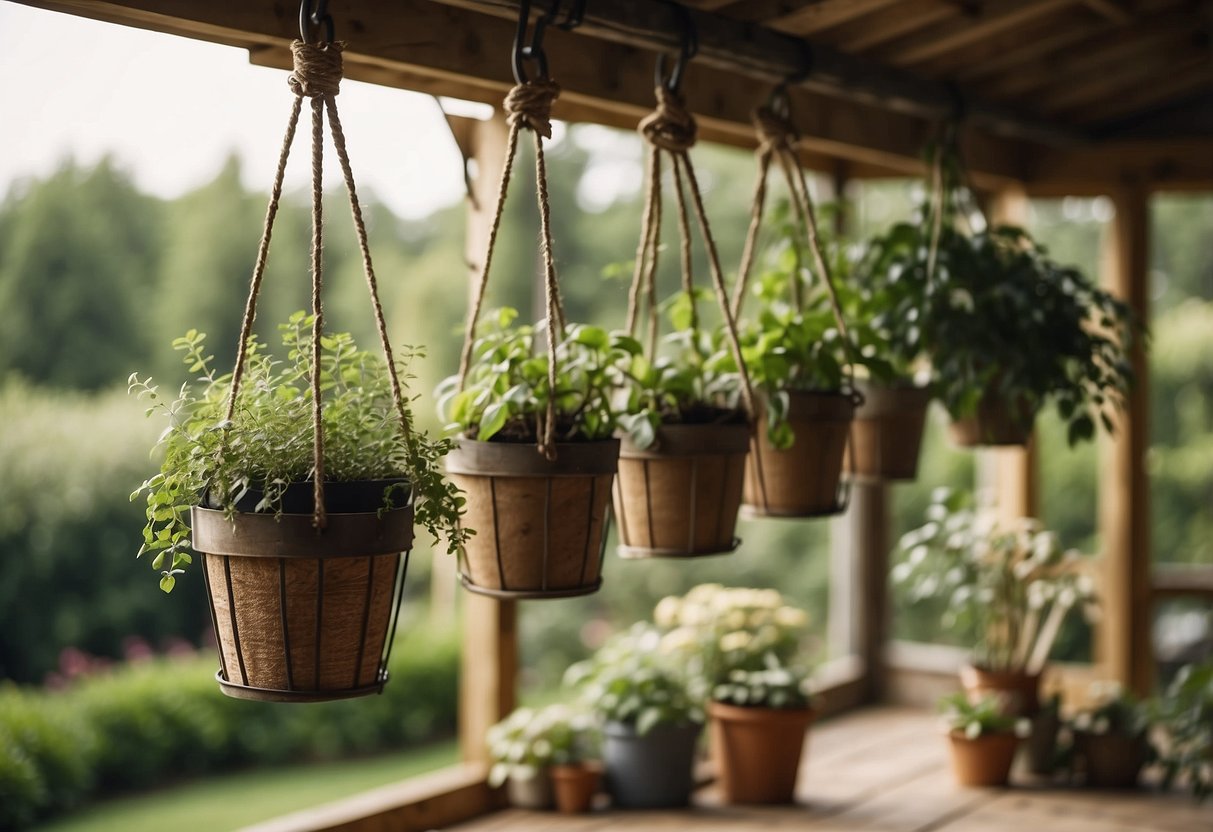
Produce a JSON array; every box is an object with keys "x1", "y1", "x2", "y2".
[
  {"x1": 948, "y1": 389, "x2": 1036, "y2": 447},
  {"x1": 845, "y1": 380, "x2": 932, "y2": 481},
  {"x1": 447, "y1": 440, "x2": 618, "y2": 598},
  {"x1": 614, "y1": 423, "x2": 750, "y2": 558},
  {"x1": 194, "y1": 498, "x2": 413, "y2": 702},
  {"x1": 743, "y1": 390, "x2": 857, "y2": 518}
]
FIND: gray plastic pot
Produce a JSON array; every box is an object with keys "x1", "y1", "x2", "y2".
[{"x1": 603, "y1": 720, "x2": 701, "y2": 809}]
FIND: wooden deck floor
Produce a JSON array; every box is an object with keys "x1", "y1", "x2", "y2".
[{"x1": 449, "y1": 707, "x2": 1212, "y2": 832}]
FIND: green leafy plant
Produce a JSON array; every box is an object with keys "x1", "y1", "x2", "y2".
[
  {"x1": 129, "y1": 312, "x2": 467, "y2": 591},
  {"x1": 486, "y1": 704, "x2": 600, "y2": 787},
  {"x1": 893, "y1": 488, "x2": 1098, "y2": 673},
  {"x1": 613, "y1": 289, "x2": 746, "y2": 450},
  {"x1": 711, "y1": 656, "x2": 812, "y2": 710},
  {"x1": 435, "y1": 307, "x2": 631, "y2": 444},
  {"x1": 1153, "y1": 662, "x2": 1213, "y2": 800},
  {"x1": 1072, "y1": 682, "x2": 1151, "y2": 739},
  {"x1": 564, "y1": 624, "x2": 705, "y2": 734},
  {"x1": 940, "y1": 692, "x2": 1021, "y2": 738}
]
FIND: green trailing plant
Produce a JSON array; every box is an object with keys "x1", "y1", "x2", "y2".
[
  {"x1": 892, "y1": 488, "x2": 1098, "y2": 674},
  {"x1": 435, "y1": 307, "x2": 628, "y2": 444},
  {"x1": 1153, "y1": 662, "x2": 1213, "y2": 800},
  {"x1": 940, "y1": 692, "x2": 1022, "y2": 739},
  {"x1": 564, "y1": 624, "x2": 705, "y2": 734},
  {"x1": 129, "y1": 312, "x2": 467, "y2": 592},
  {"x1": 486, "y1": 704, "x2": 600, "y2": 787}
]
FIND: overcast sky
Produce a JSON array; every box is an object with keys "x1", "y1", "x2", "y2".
[{"x1": 1, "y1": 3, "x2": 484, "y2": 219}]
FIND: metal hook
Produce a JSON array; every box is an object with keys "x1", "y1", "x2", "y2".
[
  {"x1": 298, "y1": 0, "x2": 335, "y2": 44},
  {"x1": 765, "y1": 40, "x2": 813, "y2": 119},
  {"x1": 655, "y1": 2, "x2": 698, "y2": 93},
  {"x1": 513, "y1": 0, "x2": 569, "y2": 84}
]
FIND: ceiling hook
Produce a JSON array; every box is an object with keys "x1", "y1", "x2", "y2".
[
  {"x1": 298, "y1": 0, "x2": 335, "y2": 45},
  {"x1": 655, "y1": 2, "x2": 698, "y2": 94}
]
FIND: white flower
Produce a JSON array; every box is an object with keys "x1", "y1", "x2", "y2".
[
  {"x1": 774, "y1": 606, "x2": 808, "y2": 629},
  {"x1": 720, "y1": 631, "x2": 752, "y2": 652},
  {"x1": 950, "y1": 288, "x2": 974, "y2": 311},
  {"x1": 654, "y1": 596, "x2": 682, "y2": 628},
  {"x1": 965, "y1": 720, "x2": 982, "y2": 739},
  {"x1": 659, "y1": 627, "x2": 697, "y2": 654}
]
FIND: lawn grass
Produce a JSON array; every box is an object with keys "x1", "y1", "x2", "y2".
[{"x1": 39, "y1": 741, "x2": 459, "y2": 832}]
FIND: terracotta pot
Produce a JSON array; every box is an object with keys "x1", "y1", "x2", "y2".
[
  {"x1": 959, "y1": 664, "x2": 1042, "y2": 717},
  {"x1": 507, "y1": 769, "x2": 553, "y2": 809},
  {"x1": 1074, "y1": 732, "x2": 1148, "y2": 788},
  {"x1": 614, "y1": 423, "x2": 749, "y2": 558},
  {"x1": 707, "y1": 700, "x2": 814, "y2": 804},
  {"x1": 550, "y1": 762, "x2": 602, "y2": 813},
  {"x1": 191, "y1": 487, "x2": 414, "y2": 703},
  {"x1": 446, "y1": 440, "x2": 618, "y2": 599},
  {"x1": 948, "y1": 391, "x2": 1036, "y2": 447},
  {"x1": 845, "y1": 381, "x2": 931, "y2": 482},
  {"x1": 742, "y1": 391, "x2": 856, "y2": 518},
  {"x1": 948, "y1": 731, "x2": 1019, "y2": 787}
]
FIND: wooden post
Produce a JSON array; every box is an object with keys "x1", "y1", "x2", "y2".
[
  {"x1": 453, "y1": 111, "x2": 519, "y2": 763},
  {"x1": 1097, "y1": 184, "x2": 1152, "y2": 697},
  {"x1": 985, "y1": 186, "x2": 1038, "y2": 520}
]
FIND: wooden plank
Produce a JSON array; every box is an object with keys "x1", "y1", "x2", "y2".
[
  {"x1": 832, "y1": 0, "x2": 961, "y2": 54},
  {"x1": 954, "y1": 19, "x2": 1116, "y2": 83},
  {"x1": 1027, "y1": 139, "x2": 1213, "y2": 192},
  {"x1": 878, "y1": 0, "x2": 1077, "y2": 67},
  {"x1": 1082, "y1": 0, "x2": 1134, "y2": 23},
  {"x1": 1153, "y1": 564, "x2": 1213, "y2": 598},
  {"x1": 1035, "y1": 49, "x2": 1212, "y2": 115},
  {"x1": 1069, "y1": 61, "x2": 1213, "y2": 124},
  {"x1": 1097, "y1": 184, "x2": 1153, "y2": 698},
  {"x1": 771, "y1": 0, "x2": 905, "y2": 34}
]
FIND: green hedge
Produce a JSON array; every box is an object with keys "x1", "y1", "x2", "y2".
[{"x1": 0, "y1": 624, "x2": 458, "y2": 829}]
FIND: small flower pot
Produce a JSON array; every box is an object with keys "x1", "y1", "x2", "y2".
[
  {"x1": 948, "y1": 391, "x2": 1036, "y2": 447},
  {"x1": 845, "y1": 381, "x2": 931, "y2": 482},
  {"x1": 614, "y1": 423, "x2": 749, "y2": 558},
  {"x1": 446, "y1": 440, "x2": 618, "y2": 599},
  {"x1": 1074, "y1": 732, "x2": 1148, "y2": 788},
  {"x1": 948, "y1": 730, "x2": 1020, "y2": 787},
  {"x1": 191, "y1": 481, "x2": 414, "y2": 702},
  {"x1": 602, "y1": 720, "x2": 701, "y2": 808},
  {"x1": 959, "y1": 664, "x2": 1042, "y2": 717},
  {"x1": 742, "y1": 390, "x2": 856, "y2": 518},
  {"x1": 707, "y1": 700, "x2": 814, "y2": 805},
  {"x1": 506, "y1": 769, "x2": 554, "y2": 809},
  {"x1": 550, "y1": 762, "x2": 601, "y2": 813}
]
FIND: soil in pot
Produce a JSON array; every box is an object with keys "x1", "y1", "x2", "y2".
[
  {"x1": 948, "y1": 731, "x2": 1020, "y2": 787},
  {"x1": 959, "y1": 664, "x2": 1042, "y2": 717},
  {"x1": 708, "y1": 700, "x2": 814, "y2": 804},
  {"x1": 507, "y1": 769, "x2": 554, "y2": 809},
  {"x1": 446, "y1": 440, "x2": 618, "y2": 598},
  {"x1": 742, "y1": 391, "x2": 855, "y2": 517},
  {"x1": 614, "y1": 423, "x2": 749, "y2": 558},
  {"x1": 1074, "y1": 732, "x2": 1148, "y2": 788},
  {"x1": 845, "y1": 381, "x2": 930, "y2": 482},
  {"x1": 948, "y1": 392, "x2": 1036, "y2": 447},
  {"x1": 550, "y1": 762, "x2": 602, "y2": 813},
  {"x1": 602, "y1": 720, "x2": 701, "y2": 808}
]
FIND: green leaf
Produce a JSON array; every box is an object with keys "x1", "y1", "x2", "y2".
[
  {"x1": 159, "y1": 574, "x2": 176, "y2": 593},
  {"x1": 573, "y1": 325, "x2": 609, "y2": 350},
  {"x1": 477, "y1": 401, "x2": 510, "y2": 441}
]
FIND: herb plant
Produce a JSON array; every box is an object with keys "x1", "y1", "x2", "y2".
[
  {"x1": 486, "y1": 704, "x2": 600, "y2": 787},
  {"x1": 940, "y1": 692, "x2": 1022, "y2": 739},
  {"x1": 129, "y1": 312, "x2": 467, "y2": 592},
  {"x1": 435, "y1": 307, "x2": 631, "y2": 444}
]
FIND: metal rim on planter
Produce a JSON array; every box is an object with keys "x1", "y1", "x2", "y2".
[{"x1": 194, "y1": 504, "x2": 414, "y2": 702}]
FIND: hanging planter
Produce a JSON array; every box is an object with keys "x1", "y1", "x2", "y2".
[
  {"x1": 729, "y1": 89, "x2": 864, "y2": 516},
  {"x1": 946, "y1": 386, "x2": 1035, "y2": 447},
  {"x1": 845, "y1": 380, "x2": 932, "y2": 481},
  {"x1": 435, "y1": 19, "x2": 620, "y2": 598},
  {"x1": 130, "y1": 27, "x2": 466, "y2": 701},
  {"x1": 611, "y1": 39, "x2": 757, "y2": 559}
]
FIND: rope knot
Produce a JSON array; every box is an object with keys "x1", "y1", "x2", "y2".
[
  {"x1": 504, "y1": 79, "x2": 561, "y2": 139},
  {"x1": 752, "y1": 104, "x2": 798, "y2": 150},
  {"x1": 639, "y1": 86, "x2": 698, "y2": 153},
  {"x1": 289, "y1": 40, "x2": 343, "y2": 98}
]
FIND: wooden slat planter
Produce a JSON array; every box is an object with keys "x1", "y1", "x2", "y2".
[
  {"x1": 614, "y1": 423, "x2": 750, "y2": 558},
  {"x1": 948, "y1": 391, "x2": 1035, "y2": 447},
  {"x1": 845, "y1": 381, "x2": 931, "y2": 482},
  {"x1": 446, "y1": 440, "x2": 619, "y2": 599},
  {"x1": 192, "y1": 502, "x2": 414, "y2": 702}
]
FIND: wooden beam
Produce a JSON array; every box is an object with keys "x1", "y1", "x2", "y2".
[
  {"x1": 878, "y1": 0, "x2": 1076, "y2": 67},
  {"x1": 1082, "y1": 0, "x2": 1135, "y2": 23},
  {"x1": 833, "y1": 0, "x2": 961, "y2": 53},
  {"x1": 1153, "y1": 564, "x2": 1213, "y2": 599},
  {"x1": 771, "y1": 0, "x2": 905, "y2": 34},
  {"x1": 1097, "y1": 184, "x2": 1153, "y2": 698},
  {"x1": 954, "y1": 18, "x2": 1116, "y2": 83},
  {"x1": 1028, "y1": 138, "x2": 1213, "y2": 191},
  {"x1": 1069, "y1": 60, "x2": 1213, "y2": 124},
  {"x1": 1035, "y1": 49, "x2": 1211, "y2": 115}
]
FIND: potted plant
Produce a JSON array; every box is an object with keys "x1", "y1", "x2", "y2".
[
  {"x1": 436, "y1": 309, "x2": 623, "y2": 598},
  {"x1": 1071, "y1": 683, "x2": 1154, "y2": 788},
  {"x1": 488, "y1": 704, "x2": 597, "y2": 810},
  {"x1": 612, "y1": 289, "x2": 750, "y2": 557},
  {"x1": 940, "y1": 692, "x2": 1024, "y2": 787},
  {"x1": 129, "y1": 315, "x2": 465, "y2": 701},
  {"x1": 1153, "y1": 661, "x2": 1213, "y2": 801},
  {"x1": 565, "y1": 624, "x2": 705, "y2": 809},
  {"x1": 652, "y1": 584, "x2": 814, "y2": 804},
  {"x1": 893, "y1": 489, "x2": 1098, "y2": 717}
]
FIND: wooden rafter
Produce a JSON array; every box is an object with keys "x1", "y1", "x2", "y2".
[
  {"x1": 1070, "y1": 61, "x2": 1213, "y2": 123},
  {"x1": 954, "y1": 18, "x2": 1116, "y2": 81},
  {"x1": 831, "y1": 0, "x2": 962, "y2": 53},
  {"x1": 770, "y1": 0, "x2": 906, "y2": 34},
  {"x1": 1036, "y1": 48, "x2": 1211, "y2": 114},
  {"x1": 877, "y1": 0, "x2": 1077, "y2": 66},
  {"x1": 1081, "y1": 0, "x2": 1135, "y2": 22}
]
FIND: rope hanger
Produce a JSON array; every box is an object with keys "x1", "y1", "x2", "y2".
[
  {"x1": 223, "y1": 2, "x2": 418, "y2": 531},
  {"x1": 624, "y1": 8, "x2": 757, "y2": 422}
]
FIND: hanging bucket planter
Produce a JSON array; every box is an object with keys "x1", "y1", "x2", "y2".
[
  {"x1": 845, "y1": 381, "x2": 931, "y2": 481},
  {"x1": 193, "y1": 490, "x2": 413, "y2": 702},
  {"x1": 448, "y1": 440, "x2": 617, "y2": 598},
  {"x1": 743, "y1": 390, "x2": 857, "y2": 518},
  {"x1": 614, "y1": 423, "x2": 749, "y2": 558},
  {"x1": 948, "y1": 390, "x2": 1035, "y2": 447}
]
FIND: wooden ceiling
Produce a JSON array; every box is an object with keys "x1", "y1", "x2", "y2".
[{"x1": 683, "y1": 0, "x2": 1213, "y2": 137}]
